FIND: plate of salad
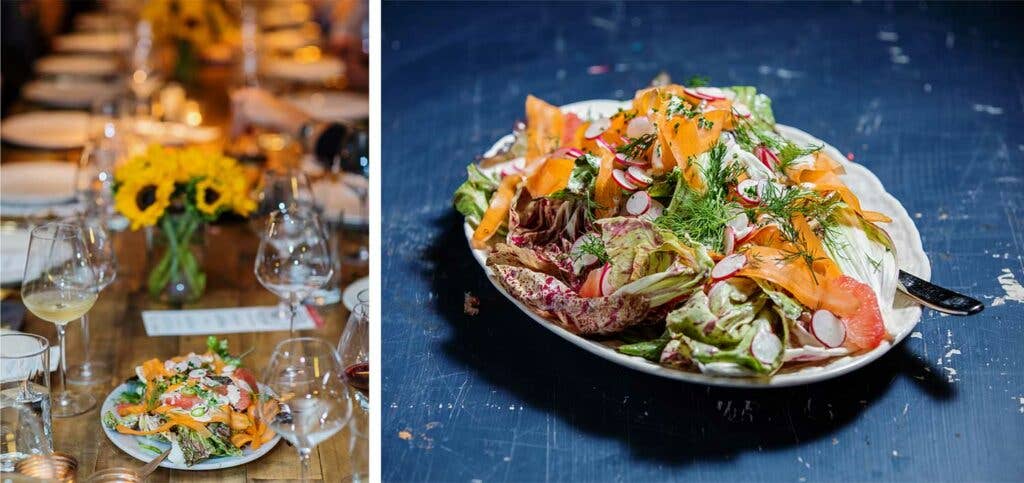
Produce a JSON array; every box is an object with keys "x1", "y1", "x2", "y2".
[
  {"x1": 100, "y1": 338, "x2": 282, "y2": 469},
  {"x1": 453, "y1": 83, "x2": 930, "y2": 386}
]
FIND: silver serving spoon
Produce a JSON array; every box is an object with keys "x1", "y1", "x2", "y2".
[{"x1": 898, "y1": 270, "x2": 984, "y2": 315}]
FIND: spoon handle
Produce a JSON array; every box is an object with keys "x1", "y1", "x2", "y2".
[
  {"x1": 897, "y1": 270, "x2": 984, "y2": 316},
  {"x1": 139, "y1": 448, "x2": 172, "y2": 477}
]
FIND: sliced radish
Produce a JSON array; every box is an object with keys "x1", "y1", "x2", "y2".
[
  {"x1": 683, "y1": 87, "x2": 714, "y2": 101},
  {"x1": 694, "y1": 86, "x2": 727, "y2": 100},
  {"x1": 625, "y1": 191, "x2": 651, "y2": 216},
  {"x1": 626, "y1": 166, "x2": 653, "y2": 186},
  {"x1": 726, "y1": 212, "x2": 749, "y2": 234},
  {"x1": 732, "y1": 103, "x2": 752, "y2": 118},
  {"x1": 736, "y1": 179, "x2": 761, "y2": 204},
  {"x1": 613, "y1": 153, "x2": 629, "y2": 169},
  {"x1": 598, "y1": 262, "x2": 614, "y2": 296},
  {"x1": 722, "y1": 226, "x2": 736, "y2": 255},
  {"x1": 711, "y1": 253, "x2": 746, "y2": 280},
  {"x1": 810, "y1": 309, "x2": 847, "y2": 348},
  {"x1": 551, "y1": 147, "x2": 583, "y2": 160},
  {"x1": 570, "y1": 235, "x2": 600, "y2": 273},
  {"x1": 584, "y1": 118, "x2": 611, "y2": 139},
  {"x1": 611, "y1": 169, "x2": 639, "y2": 191},
  {"x1": 641, "y1": 199, "x2": 664, "y2": 221},
  {"x1": 734, "y1": 224, "x2": 754, "y2": 243},
  {"x1": 625, "y1": 116, "x2": 655, "y2": 138},
  {"x1": 754, "y1": 146, "x2": 773, "y2": 169},
  {"x1": 565, "y1": 147, "x2": 584, "y2": 158},
  {"x1": 751, "y1": 328, "x2": 782, "y2": 365},
  {"x1": 595, "y1": 137, "x2": 614, "y2": 154}
]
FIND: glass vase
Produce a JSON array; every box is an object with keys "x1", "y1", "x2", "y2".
[{"x1": 146, "y1": 212, "x2": 206, "y2": 305}]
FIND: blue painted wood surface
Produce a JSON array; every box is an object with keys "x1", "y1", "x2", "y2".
[{"x1": 381, "y1": 2, "x2": 1024, "y2": 481}]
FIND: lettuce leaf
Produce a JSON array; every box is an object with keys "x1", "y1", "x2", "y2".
[
  {"x1": 727, "y1": 86, "x2": 776, "y2": 126},
  {"x1": 453, "y1": 164, "x2": 499, "y2": 227}
]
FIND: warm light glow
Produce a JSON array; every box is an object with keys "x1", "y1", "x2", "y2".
[
  {"x1": 184, "y1": 100, "x2": 202, "y2": 127},
  {"x1": 293, "y1": 45, "x2": 321, "y2": 63},
  {"x1": 132, "y1": 69, "x2": 148, "y2": 84}
]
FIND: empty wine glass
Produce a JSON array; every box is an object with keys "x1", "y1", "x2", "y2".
[
  {"x1": 338, "y1": 290, "x2": 368, "y2": 412},
  {"x1": 20, "y1": 223, "x2": 99, "y2": 417},
  {"x1": 255, "y1": 211, "x2": 333, "y2": 336},
  {"x1": 259, "y1": 338, "x2": 352, "y2": 482},
  {"x1": 256, "y1": 168, "x2": 316, "y2": 220},
  {"x1": 65, "y1": 216, "x2": 117, "y2": 386}
]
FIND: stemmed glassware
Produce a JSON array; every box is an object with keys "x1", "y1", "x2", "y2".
[
  {"x1": 65, "y1": 216, "x2": 117, "y2": 386},
  {"x1": 255, "y1": 210, "x2": 333, "y2": 336},
  {"x1": 259, "y1": 338, "x2": 352, "y2": 482},
  {"x1": 20, "y1": 223, "x2": 99, "y2": 417},
  {"x1": 338, "y1": 290, "x2": 368, "y2": 411}
]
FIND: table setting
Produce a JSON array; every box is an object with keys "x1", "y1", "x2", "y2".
[{"x1": 0, "y1": 1, "x2": 369, "y2": 481}]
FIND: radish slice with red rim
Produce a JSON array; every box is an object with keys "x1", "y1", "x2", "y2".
[
  {"x1": 612, "y1": 169, "x2": 639, "y2": 191},
  {"x1": 613, "y1": 153, "x2": 629, "y2": 169},
  {"x1": 626, "y1": 116, "x2": 655, "y2": 138},
  {"x1": 737, "y1": 179, "x2": 761, "y2": 203},
  {"x1": 595, "y1": 137, "x2": 614, "y2": 153},
  {"x1": 626, "y1": 166, "x2": 653, "y2": 186},
  {"x1": 683, "y1": 87, "x2": 714, "y2": 101},
  {"x1": 584, "y1": 118, "x2": 611, "y2": 140},
  {"x1": 694, "y1": 87, "x2": 727, "y2": 100},
  {"x1": 570, "y1": 235, "x2": 601, "y2": 273},
  {"x1": 722, "y1": 226, "x2": 736, "y2": 255},
  {"x1": 711, "y1": 253, "x2": 746, "y2": 280},
  {"x1": 810, "y1": 310, "x2": 846, "y2": 348},
  {"x1": 751, "y1": 327, "x2": 782, "y2": 365},
  {"x1": 622, "y1": 157, "x2": 650, "y2": 168},
  {"x1": 754, "y1": 146, "x2": 774, "y2": 170},
  {"x1": 726, "y1": 212, "x2": 749, "y2": 233},
  {"x1": 732, "y1": 103, "x2": 752, "y2": 118},
  {"x1": 599, "y1": 262, "x2": 614, "y2": 296},
  {"x1": 625, "y1": 191, "x2": 651, "y2": 216},
  {"x1": 641, "y1": 199, "x2": 664, "y2": 221}
]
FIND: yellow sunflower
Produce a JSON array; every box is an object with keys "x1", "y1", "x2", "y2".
[
  {"x1": 194, "y1": 177, "x2": 229, "y2": 216},
  {"x1": 115, "y1": 173, "x2": 175, "y2": 230},
  {"x1": 115, "y1": 145, "x2": 176, "y2": 183}
]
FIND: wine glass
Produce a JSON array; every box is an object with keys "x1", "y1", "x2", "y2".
[
  {"x1": 255, "y1": 210, "x2": 333, "y2": 336},
  {"x1": 338, "y1": 290, "x2": 368, "y2": 412},
  {"x1": 259, "y1": 338, "x2": 352, "y2": 482},
  {"x1": 255, "y1": 168, "x2": 316, "y2": 221},
  {"x1": 20, "y1": 223, "x2": 99, "y2": 417},
  {"x1": 65, "y1": 216, "x2": 117, "y2": 386}
]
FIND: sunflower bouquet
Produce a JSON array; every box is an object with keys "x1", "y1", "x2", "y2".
[
  {"x1": 141, "y1": 0, "x2": 240, "y2": 81},
  {"x1": 114, "y1": 145, "x2": 255, "y2": 303}
]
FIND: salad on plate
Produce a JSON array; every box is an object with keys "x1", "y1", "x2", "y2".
[
  {"x1": 102, "y1": 338, "x2": 280, "y2": 466},
  {"x1": 454, "y1": 82, "x2": 901, "y2": 379}
]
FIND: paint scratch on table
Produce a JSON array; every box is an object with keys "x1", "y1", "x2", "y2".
[
  {"x1": 992, "y1": 268, "x2": 1024, "y2": 306},
  {"x1": 973, "y1": 103, "x2": 1005, "y2": 115}
]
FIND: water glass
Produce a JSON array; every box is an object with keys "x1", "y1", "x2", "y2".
[
  {"x1": 0, "y1": 333, "x2": 52, "y2": 472},
  {"x1": 66, "y1": 216, "x2": 118, "y2": 386}
]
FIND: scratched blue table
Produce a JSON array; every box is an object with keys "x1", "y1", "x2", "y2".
[{"x1": 381, "y1": 2, "x2": 1024, "y2": 481}]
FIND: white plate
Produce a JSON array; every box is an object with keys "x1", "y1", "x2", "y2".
[
  {"x1": 1, "y1": 111, "x2": 89, "y2": 149},
  {"x1": 343, "y1": 277, "x2": 369, "y2": 311},
  {"x1": 0, "y1": 229, "x2": 30, "y2": 285},
  {"x1": 261, "y1": 27, "x2": 320, "y2": 52},
  {"x1": 54, "y1": 32, "x2": 131, "y2": 54},
  {"x1": 286, "y1": 91, "x2": 369, "y2": 122},
  {"x1": 261, "y1": 57, "x2": 344, "y2": 83},
  {"x1": 133, "y1": 119, "x2": 221, "y2": 146},
  {"x1": 35, "y1": 55, "x2": 120, "y2": 77},
  {"x1": 22, "y1": 79, "x2": 121, "y2": 108},
  {"x1": 100, "y1": 382, "x2": 281, "y2": 471},
  {"x1": 465, "y1": 99, "x2": 931, "y2": 387},
  {"x1": 0, "y1": 162, "x2": 78, "y2": 205}
]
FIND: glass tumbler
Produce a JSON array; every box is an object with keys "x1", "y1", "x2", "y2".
[{"x1": 0, "y1": 333, "x2": 52, "y2": 472}]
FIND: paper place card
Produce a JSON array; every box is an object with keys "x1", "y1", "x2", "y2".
[{"x1": 142, "y1": 306, "x2": 318, "y2": 336}]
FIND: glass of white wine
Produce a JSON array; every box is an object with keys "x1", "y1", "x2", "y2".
[{"x1": 20, "y1": 222, "x2": 99, "y2": 417}]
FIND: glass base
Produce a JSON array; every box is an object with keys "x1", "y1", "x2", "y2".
[
  {"x1": 306, "y1": 287, "x2": 342, "y2": 307},
  {"x1": 52, "y1": 391, "x2": 95, "y2": 418},
  {"x1": 66, "y1": 361, "x2": 112, "y2": 386}
]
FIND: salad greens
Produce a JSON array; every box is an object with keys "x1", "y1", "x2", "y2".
[{"x1": 457, "y1": 82, "x2": 898, "y2": 379}]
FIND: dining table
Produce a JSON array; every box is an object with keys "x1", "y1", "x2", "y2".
[
  {"x1": 381, "y1": 2, "x2": 1023, "y2": 482},
  {"x1": 1, "y1": 58, "x2": 368, "y2": 481}
]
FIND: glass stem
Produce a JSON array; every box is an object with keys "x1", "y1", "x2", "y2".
[
  {"x1": 289, "y1": 302, "x2": 298, "y2": 337},
  {"x1": 80, "y1": 313, "x2": 92, "y2": 372},
  {"x1": 56, "y1": 324, "x2": 69, "y2": 401},
  {"x1": 297, "y1": 447, "x2": 312, "y2": 482}
]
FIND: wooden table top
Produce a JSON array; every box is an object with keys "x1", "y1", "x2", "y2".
[{"x1": 2, "y1": 62, "x2": 369, "y2": 481}]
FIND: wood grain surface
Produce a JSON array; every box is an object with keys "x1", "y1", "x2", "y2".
[{"x1": 381, "y1": 2, "x2": 1024, "y2": 482}]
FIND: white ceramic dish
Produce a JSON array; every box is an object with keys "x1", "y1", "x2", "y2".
[
  {"x1": 286, "y1": 91, "x2": 369, "y2": 122},
  {"x1": 464, "y1": 99, "x2": 930, "y2": 387},
  {"x1": 261, "y1": 57, "x2": 344, "y2": 83},
  {"x1": 54, "y1": 32, "x2": 131, "y2": 54},
  {"x1": 1, "y1": 111, "x2": 89, "y2": 149},
  {"x1": 35, "y1": 55, "x2": 120, "y2": 77},
  {"x1": 0, "y1": 161, "x2": 78, "y2": 205},
  {"x1": 100, "y1": 382, "x2": 281, "y2": 470},
  {"x1": 23, "y1": 79, "x2": 121, "y2": 108},
  {"x1": 0, "y1": 229, "x2": 31, "y2": 286},
  {"x1": 343, "y1": 277, "x2": 370, "y2": 311}
]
